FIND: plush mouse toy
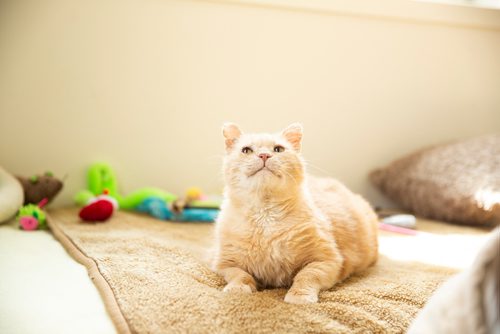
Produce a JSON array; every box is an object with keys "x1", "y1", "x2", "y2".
[{"x1": 16, "y1": 171, "x2": 63, "y2": 205}]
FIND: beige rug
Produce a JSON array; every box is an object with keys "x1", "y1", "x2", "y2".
[{"x1": 47, "y1": 208, "x2": 457, "y2": 334}]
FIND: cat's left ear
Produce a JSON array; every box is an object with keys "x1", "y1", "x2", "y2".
[
  {"x1": 281, "y1": 123, "x2": 303, "y2": 151},
  {"x1": 222, "y1": 123, "x2": 242, "y2": 151}
]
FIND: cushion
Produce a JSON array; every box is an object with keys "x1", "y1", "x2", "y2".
[
  {"x1": 0, "y1": 166, "x2": 24, "y2": 224},
  {"x1": 370, "y1": 135, "x2": 500, "y2": 225}
]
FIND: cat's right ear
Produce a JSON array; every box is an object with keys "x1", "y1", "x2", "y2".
[{"x1": 222, "y1": 123, "x2": 242, "y2": 151}]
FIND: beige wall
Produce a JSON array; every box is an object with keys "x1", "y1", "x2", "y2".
[{"x1": 1, "y1": 0, "x2": 499, "y2": 208}]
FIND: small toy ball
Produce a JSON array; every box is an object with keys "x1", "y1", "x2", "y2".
[
  {"x1": 186, "y1": 187, "x2": 203, "y2": 201},
  {"x1": 79, "y1": 190, "x2": 118, "y2": 222},
  {"x1": 17, "y1": 198, "x2": 48, "y2": 231}
]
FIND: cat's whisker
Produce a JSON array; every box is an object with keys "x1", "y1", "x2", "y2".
[
  {"x1": 303, "y1": 160, "x2": 331, "y2": 176},
  {"x1": 279, "y1": 168, "x2": 300, "y2": 188}
]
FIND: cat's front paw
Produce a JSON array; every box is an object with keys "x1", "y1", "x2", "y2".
[
  {"x1": 223, "y1": 282, "x2": 255, "y2": 294},
  {"x1": 284, "y1": 290, "x2": 318, "y2": 304}
]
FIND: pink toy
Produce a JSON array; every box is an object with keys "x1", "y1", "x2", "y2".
[
  {"x1": 17, "y1": 198, "x2": 48, "y2": 231},
  {"x1": 19, "y1": 216, "x2": 39, "y2": 231},
  {"x1": 378, "y1": 222, "x2": 418, "y2": 236}
]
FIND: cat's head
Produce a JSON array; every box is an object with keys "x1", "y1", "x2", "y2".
[{"x1": 222, "y1": 123, "x2": 305, "y2": 194}]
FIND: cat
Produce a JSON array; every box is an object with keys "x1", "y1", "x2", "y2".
[{"x1": 211, "y1": 123, "x2": 378, "y2": 304}]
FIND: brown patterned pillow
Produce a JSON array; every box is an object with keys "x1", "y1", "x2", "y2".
[{"x1": 370, "y1": 135, "x2": 500, "y2": 225}]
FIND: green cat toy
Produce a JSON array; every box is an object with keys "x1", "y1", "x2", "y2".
[
  {"x1": 17, "y1": 198, "x2": 48, "y2": 230},
  {"x1": 74, "y1": 163, "x2": 177, "y2": 210}
]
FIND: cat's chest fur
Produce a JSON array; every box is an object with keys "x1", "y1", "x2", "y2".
[{"x1": 231, "y1": 206, "x2": 303, "y2": 288}]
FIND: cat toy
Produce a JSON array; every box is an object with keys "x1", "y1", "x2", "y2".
[
  {"x1": 79, "y1": 189, "x2": 119, "y2": 222},
  {"x1": 16, "y1": 171, "x2": 63, "y2": 205},
  {"x1": 136, "y1": 197, "x2": 218, "y2": 222},
  {"x1": 17, "y1": 198, "x2": 48, "y2": 231},
  {"x1": 376, "y1": 208, "x2": 418, "y2": 235},
  {"x1": 74, "y1": 163, "x2": 177, "y2": 210}
]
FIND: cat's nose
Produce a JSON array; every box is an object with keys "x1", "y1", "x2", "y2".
[{"x1": 258, "y1": 153, "x2": 272, "y2": 162}]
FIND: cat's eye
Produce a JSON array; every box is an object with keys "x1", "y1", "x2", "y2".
[
  {"x1": 274, "y1": 145, "x2": 285, "y2": 153},
  {"x1": 241, "y1": 147, "x2": 253, "y2": 154}
]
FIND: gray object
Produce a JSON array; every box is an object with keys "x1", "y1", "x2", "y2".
[{"x1": 381, "y1": 214, "x2": 417, "y2": 229}]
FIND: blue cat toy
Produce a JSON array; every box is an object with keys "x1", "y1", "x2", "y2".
[{"x1": 136, "y1": 197, "x2": 218, "y2": 222}]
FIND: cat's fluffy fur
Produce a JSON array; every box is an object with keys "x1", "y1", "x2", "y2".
[{"x1": 212, "y1": 123, "x2": 378, "y2": 304}]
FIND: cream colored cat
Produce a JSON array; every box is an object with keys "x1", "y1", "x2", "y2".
[{"x1": 212, "y1": 123, "x2": 378, "y2": 304}]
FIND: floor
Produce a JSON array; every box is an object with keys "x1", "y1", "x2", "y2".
[{"x1": 0, "y1": 218, "x2": 116, "y2": 334}]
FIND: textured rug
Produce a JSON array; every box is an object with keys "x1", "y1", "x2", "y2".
[{"x1": 47, "y1": 208, "x2": 457, "y2": 334}]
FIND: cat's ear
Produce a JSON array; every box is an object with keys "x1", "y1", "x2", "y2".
[
  {"x1": 222, "y1": 123, "x2": 242, "y2": 151},
  {"x1": 281, "y1": 123, "x2": 303, "y2": 151}
]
